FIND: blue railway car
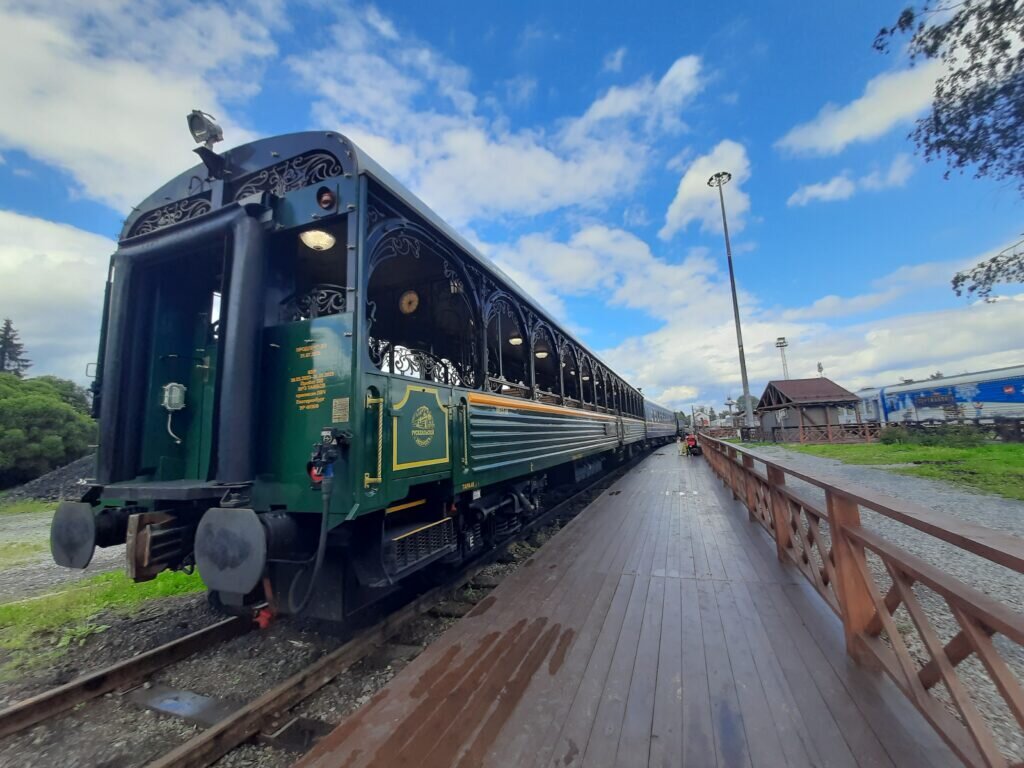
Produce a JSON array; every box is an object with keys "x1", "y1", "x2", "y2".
[{"x1": 860, "y1": 365, "x2": 1024, "y2": 423}]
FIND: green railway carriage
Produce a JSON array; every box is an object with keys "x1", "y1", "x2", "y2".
[{"x1": 50, "y1": 128, "x2": 680, "y2": 621}]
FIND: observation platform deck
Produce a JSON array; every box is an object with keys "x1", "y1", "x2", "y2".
[{"x1": 297, "y1": 451, "x2": 961, "y2": 768}]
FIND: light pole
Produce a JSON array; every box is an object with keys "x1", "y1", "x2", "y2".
[
  {"x1": 708, "y1": 171, "x2": 755, "y2": 432},
  {"x1": 775, "y1": 336, "x2": 790, "y2": 379}
]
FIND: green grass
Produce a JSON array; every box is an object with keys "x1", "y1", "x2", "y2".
[
  {"x1": 0, "y1": 499, "x2": 54, "y2": 517},
  {"x1": 0, "y1": 540, "x2": 49, "y2": 569},
  {"x1": 784, "y1": 442, "x2": 1024, "y2": 501},
  {"x1": 0, "y1": 569, "x2": 206, "y2": 680}
]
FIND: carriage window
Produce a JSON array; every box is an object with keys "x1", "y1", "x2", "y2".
[
  {"x1": 269, "y1": 222, "x2": 349, "y2": 323},
  {"x1": 532, "y1": 326, "x2": 559, "y2": 401},
  {"x1": 561, "y1": 346, "x2": 580, "y2": 404},
  {"x1": 486, "y1": 298, "x2": 529, "y2": 397},
  {"x1": 366, "y1": 232, "x2": 477, "y2": 387},
  {"x1": 579, "y1": 357, "x2": 594, "y2": 406}
]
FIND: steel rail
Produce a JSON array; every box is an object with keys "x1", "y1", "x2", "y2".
[
  {"x1": 145, "y1": 450, "x2": 646, "y2": 768},
  {"x1": 0, "y1": 614, "x2": 252, "y2": 739}
]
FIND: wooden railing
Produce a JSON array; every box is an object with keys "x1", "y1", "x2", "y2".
[
  {"x1": 769, "y1": 421, "x2": 882, "y2": 443},
  {"x1": 700, "y1": 434, "x2": 1024, "y2": 768}
]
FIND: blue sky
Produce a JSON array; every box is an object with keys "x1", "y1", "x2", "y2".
[{"x1": 0, "y1": 0, "x2": 1021, "y2": 410}]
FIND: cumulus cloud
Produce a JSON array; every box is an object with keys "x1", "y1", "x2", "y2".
[
  {"x1": 0, "y1": 0, "x2": 281, "y2": 212},
  {"x1": 602, "y1": 46, "x2": 627, "y2": 73},
  {"x1": 788, "y1": 154, "x2": 915, "y2": 207},
  {"x1": 289, "y1": 7, "x2": 703, "y2": 226},
  {"x1": 776, "y1": 62, "x2": 941, "y2": 155},
  {"x1": 0, "y1": 210, "x2": 114, "y2": 380},
  {"x1": 570, "y1": 55, "x2": 702, "y2": 141},
  {"x1": 787, "y1": 175, "x2": 857, "y2": 207},
  {"x1": 659, "y1": 140, "x2": 751, "y2": 240},
  {"x1": 482, "y1": 222, "x2": 1023, "y2": 411}
]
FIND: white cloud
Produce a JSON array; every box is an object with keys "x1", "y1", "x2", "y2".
[
  {"x1": 787, "y1": 154, "x2": 915, "y2": 207},
  {"x1": 364, "y1": 5, "x2": 398, "y2": 40},
  {"x1": 659, "y1": 140, "x2": 751, "y2": 240},
  {"x1": 776, "y1": 62, "x2": 941, "y2": 155},
  {"x1": 0, "y1": 1, "x2": 280, "y2": 211},
  {"x1": 503, "y1": 76, "x2": 537, "y2": 107},
  {"x1": 290, "y1": 7, "x2": 703, "y2": 225},
  {"x1": 0, "y1": 210, "x2": 114, "y2": 381},
  {"x1": 787, "y1": 175, "x2": 856, "y2": 207},
  {"x1": 482, "y1": 223, "x2": 1023, "y2": 412},
  {"x1": 602, "y1": 46, "x2": 627, "y2": 73},
  {"x1": 861, "y1": 153, "x2": 915, "y2": 190},
  {"x1": 569, "y1": 55, "x2": 702, "y2": 141}
]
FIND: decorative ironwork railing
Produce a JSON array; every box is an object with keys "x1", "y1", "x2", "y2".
[
  {"x1": 128, "y1": 193, "x2": 213, "y2": 237},
  {"x1": 369, "y1": 339, "x2": 475, "y2": 388},
  {"x1": 486, "y1": 376, "x2": 530, "y2": 398},
  {"x1": 699, "y1": 434, "x2": 1024, "y2": 768},
  {"x1": 280, "y1": 284, "x2": 349, "y2": 321},
  {"x1": 230, "y1": 150, "x2": 343, "y2": 200}
]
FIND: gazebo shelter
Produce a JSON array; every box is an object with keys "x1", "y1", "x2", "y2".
[{"x1": 756, "y1": 378, "x2": 877, "y2": 443}]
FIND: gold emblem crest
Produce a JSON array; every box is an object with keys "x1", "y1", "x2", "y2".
[{"x1": 411, "y1": 405, "x2": 435, "y2": 447}]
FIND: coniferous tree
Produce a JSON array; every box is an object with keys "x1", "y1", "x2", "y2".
[{"x1": 0, "y1": 319, "x2": 30, "y2": 378}]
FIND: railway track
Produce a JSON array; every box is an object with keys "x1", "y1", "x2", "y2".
[{"x1": 0, "y1": 454, "x2": 641, "y2": 768}]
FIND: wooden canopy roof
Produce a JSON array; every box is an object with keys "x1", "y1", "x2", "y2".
[{"x1": 757, "y1": 378, "x2": 860, "y2": 411}]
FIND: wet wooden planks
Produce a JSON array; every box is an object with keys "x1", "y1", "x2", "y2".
[{"x1": 296, "y1": 452, "x2": 961, "y2": 768}]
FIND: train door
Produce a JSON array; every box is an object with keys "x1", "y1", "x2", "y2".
[{"x1": 134, "y1": 243, "x2": 225, "y2": 482}]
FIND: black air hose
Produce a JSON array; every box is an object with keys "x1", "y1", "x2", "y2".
[{"x1": 287, "y1": 475, "x2": 333, "y2": 615}]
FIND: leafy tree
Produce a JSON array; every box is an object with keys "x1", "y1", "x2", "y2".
[
  {"x1": 0, "y1": 319, "x2": 30, "y2": 378},
  {"x1": 0, "y1": 373, "x2": 96, "y2": 488},
  {"x1": 875, "y1": 0, "x2": 1023, "y2": 190},
  {"x1": 707, "y1": 407, "x2": 718, "y2": 421},
  {"x1": 875, "y1": 1, "x2": 1024, "y2": 297},
  {"x1": 32, "y1": 375, "x2": 92, "y2": 415},
  {"x1": 951, "y1": 236, "x2": 1024, "y2": 298}
]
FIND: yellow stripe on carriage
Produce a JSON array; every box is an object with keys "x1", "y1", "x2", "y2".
[
  {"x1": 385, "y1": 499, "x2": 427, "y2": 515},
  {"x1": 391, "y1": 517, "x2": 451, "y2": 541},
  {"x1": 467, "y1": 392, "x2": 618, "y2": 421}
]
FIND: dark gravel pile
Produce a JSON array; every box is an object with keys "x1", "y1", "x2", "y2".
[{"x1": 1, "y1": 455, "x2": 95, "y2": 503}]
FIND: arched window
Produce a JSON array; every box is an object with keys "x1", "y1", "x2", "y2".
[
  {"x1": 486, "y1": 297, "x2": 529, "y2": 397},
  {"x1": 532, "y1": 324, "x2": 559, "y2": 401},
  {"x1": 596, "y1": 369, "x2": 609, "y2": 411},
  {"x1": 366, "y1": 229, "x2": 478, "y2": 386},
  {"x1": 579, "y1": 357, "x2": 594, "y2": 407},
  {"x1": 561, "y1": 345, "x2": 580, "y2": 404}
]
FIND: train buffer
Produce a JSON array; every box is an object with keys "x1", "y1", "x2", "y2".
[{"x1": 296, "y1": 449, "x2": 1007, "y2": 768}]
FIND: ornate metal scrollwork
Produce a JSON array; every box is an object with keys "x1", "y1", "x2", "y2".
[
  {"x1": 232, "y1": 151, "x2": 343, "y2": 200},
  {"x1": 443, "y1": 259, "x2": 465, "y2": 295},
  {"x1": 369, "y1": 338, "x2": 475, "y2": 387},
  {"x1": 281, "y1": 284, "x2": 349, "y2": 322},
  {"x1": 367, "y1": 203, "x2": 386, "y2": 229},
  {"x1": 130, "y1": 194, "x2": 213, "y2": 237}
]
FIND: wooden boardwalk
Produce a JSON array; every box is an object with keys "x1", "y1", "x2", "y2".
[{"x1": 297, "y1": 451, "x2": 961, "y2": 768}]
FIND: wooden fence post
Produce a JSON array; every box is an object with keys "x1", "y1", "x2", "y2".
[
  {"x1": 827, "y1": 490, "x2": 876, "y2": 662},
  {"x1": 766, "y1": 466, "x2": 790, "y2": 561},
  {"x1": 727, "y1": 447, "x2": 739, "y2": 500},
  {"x1": 742, "y1": 454, "x2": 757, "y2": 522}
]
